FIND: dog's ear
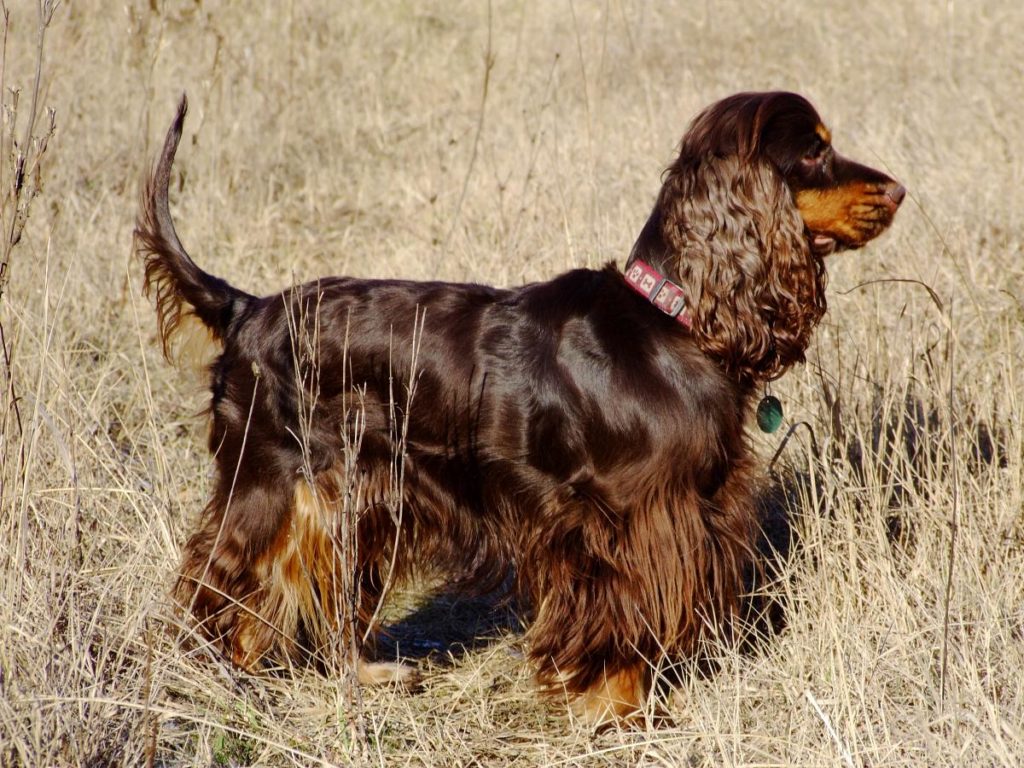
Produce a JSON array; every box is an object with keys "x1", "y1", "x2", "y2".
[
  {"x1": 677, "y1": 92, "x2": 769, "y2": 164},
  {"x1": 656, "y1": 154, "x2": 826, "y2": 383}
]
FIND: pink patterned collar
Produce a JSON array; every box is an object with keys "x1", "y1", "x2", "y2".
[{"x1": 623, "y1": 259, "x2": 693, "y2": 329}]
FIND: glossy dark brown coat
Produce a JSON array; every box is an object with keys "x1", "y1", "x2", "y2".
[{"x1": 136, "y1": 91, "x2": 903, "y2": 726}]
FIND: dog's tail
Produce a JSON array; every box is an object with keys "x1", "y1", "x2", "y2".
[{"x1": 135, "y1": 94, "x2": 253, "y2": 360}]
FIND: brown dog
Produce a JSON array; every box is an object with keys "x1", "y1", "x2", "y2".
[{"x1": 137, "y1": 92, "x2": 902, "y2": 726}]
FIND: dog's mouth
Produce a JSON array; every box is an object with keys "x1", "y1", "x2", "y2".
[
  {"x1": 810, "y1": 230, "x2": 885, "y2": 257},
  {"x1": 811, "y1": 234, "x2": 838, "y2": 256},
  {"x1": 803, "y1": 181, "x2": 906, "y2": 257}
]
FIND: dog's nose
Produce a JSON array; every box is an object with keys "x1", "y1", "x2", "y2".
[{"x1": 886, "y1": 183, "x2": 906, "y2": 208}]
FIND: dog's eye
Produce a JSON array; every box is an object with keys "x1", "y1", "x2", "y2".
[
  {"x1": 800, "y1": 141, "x2": 831, "y2": 172},
  {"x1": 800, "y1": 145, "x2": 824, "y2": 170}
]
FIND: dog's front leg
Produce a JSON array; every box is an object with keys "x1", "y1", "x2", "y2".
[{"x1": 570, "y1": 663, "x2": 650, "y2": 728}]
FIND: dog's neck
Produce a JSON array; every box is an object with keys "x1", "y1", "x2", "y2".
[
  {"x1": 626, "y1": 205, "x2": 677, "y2": 284},
  {"x1": 625, "y1": 205, "x2": 697, "y2": 326}
]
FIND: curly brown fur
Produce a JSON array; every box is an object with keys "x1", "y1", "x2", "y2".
[
  {"x1": 136, "y1": 91, "x2": 903, "y2": 728},
  {"x1": 655, "y1": 154, "x2": 825, "y2": 382}
]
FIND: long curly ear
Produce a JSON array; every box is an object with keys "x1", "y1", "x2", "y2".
[{"x1": 658, "y1": 154, "x2": 827, "y2": 383}]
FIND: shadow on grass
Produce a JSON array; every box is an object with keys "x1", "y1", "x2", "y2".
[
  {"x1": 741, "y1": 388, "x2": 1010, "y2": 652},
  {"x1": 374, "y1": 587, "x2": 522, "y2": 664}
]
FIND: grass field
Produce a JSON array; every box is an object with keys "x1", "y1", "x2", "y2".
[{"x1": 1, "y1": 0, "x2": 1022, "y2": 765}]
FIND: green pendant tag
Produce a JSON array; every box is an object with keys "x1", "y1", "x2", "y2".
[{"x1": 756, "y1": 395, "x2": 784, "y2": 434}]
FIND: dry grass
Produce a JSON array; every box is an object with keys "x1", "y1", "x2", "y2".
[{"x1": 1, "y1": 0, "x2": 1022, "y2": 765}]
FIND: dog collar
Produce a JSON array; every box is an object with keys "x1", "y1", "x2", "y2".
[{"x1": 623, "y1": 259, "x2": 693, "y2": 329}]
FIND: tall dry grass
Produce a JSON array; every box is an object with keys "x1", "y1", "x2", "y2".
[{"x1": 0, "y1": 0, "x2": 1021, "y2": 765}]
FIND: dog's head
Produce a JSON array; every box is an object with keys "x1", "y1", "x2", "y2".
[
  {"x1": 628, "y1": 92, "x2": 904, "y2": 384},
  {"x1": 680, "y1": 91, "x2": 905, "y2": 255}
]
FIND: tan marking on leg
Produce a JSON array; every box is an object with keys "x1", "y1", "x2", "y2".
[
  {"x1": 571, "y1": 664, "x2": 648, "y2": 729},
  {"x1": 283, "y1": 478, "x2": 345, "y2": 635}
]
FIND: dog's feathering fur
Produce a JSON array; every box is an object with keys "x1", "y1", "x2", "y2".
[{"x1": 136, "y1": 92, "x2": 903, "y2": 726}]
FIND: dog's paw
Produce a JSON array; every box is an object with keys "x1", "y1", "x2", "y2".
[{"x1": 356, "y1": 660, "x2": 422, "y2": 689}]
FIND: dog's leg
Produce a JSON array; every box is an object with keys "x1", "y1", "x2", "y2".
[
  {"x1": 355, "y1": 659, "x2": 420, "y2": 687},
  {"x1": 175, "y1": 475, "x2": 421, "y2": 686},
  {"x1": 174, "y1": 474, "x2": 295, "y2": 668},
  {"x1": 171, "y1": 474, "x2": 352, "y2": 668},
  {"x1": 526, "y1": 483, "x2": 749, "y2": 730},
  {"x1": 525, "y1": 503, "x2": 656, "y2": 729},
  {"x1": 570, "y1": 662, "x2": 649, "y2": 728}
]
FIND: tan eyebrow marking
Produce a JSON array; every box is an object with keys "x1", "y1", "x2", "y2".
[{"x1": 816, "y1": 124, "x2": 832, "y2": 145}]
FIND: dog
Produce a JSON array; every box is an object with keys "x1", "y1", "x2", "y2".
[{"x1": 136, "y1": 91, "x2": 903, "y2": 726}]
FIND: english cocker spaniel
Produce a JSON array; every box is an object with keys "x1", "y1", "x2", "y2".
[{"x1": 136, "y1": 91, "x2": 903, "y2": 726}]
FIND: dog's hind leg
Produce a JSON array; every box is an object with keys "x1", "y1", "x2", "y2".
[
  {"x1": 173, "y1": 471, "x2": 295, "y2": 669},
  {"x1": 287, "y1": 476, "x2": 420, "y2": 685},
  {"x1": 174, "y1": 471, "x2": 416, "y2": 688}
]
